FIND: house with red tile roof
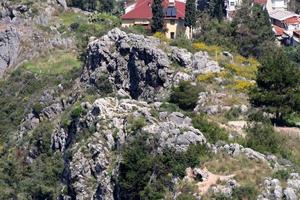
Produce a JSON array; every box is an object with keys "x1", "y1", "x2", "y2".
[
  {"x1": 269, "y1": 10, "x2": 300, "y2": 45},
  {"x1": 121, "y1": 0, "x2": 191, "y2": 39}
]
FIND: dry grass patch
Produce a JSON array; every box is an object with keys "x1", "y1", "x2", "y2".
[{"x1": 203, "y1": 154, "x2": 272, "y2": 186}]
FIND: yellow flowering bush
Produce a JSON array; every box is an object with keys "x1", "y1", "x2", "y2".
[
  {"x1": 224, "y1": 57, "x2": 259, "y2": 80},
  {"x1": 192, "y1": 42, "x2": 222, "y2": 56},
  {"x1": 228, "y1": 80, "x2": 255, "y2": 91},
  {"x1": 197, "y1": 73, "x2": 215, "y2": 82},
  {"x1": 153, "y1": 32, "x2": 169, "y2": 43}
]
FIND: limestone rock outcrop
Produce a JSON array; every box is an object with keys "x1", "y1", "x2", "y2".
[{"x1": 0, "y1": 27, "x2": 20, "y2": 77}]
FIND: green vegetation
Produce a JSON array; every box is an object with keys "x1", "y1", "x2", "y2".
[
  {"x1": 208, "y1": 0, "x2": 225, "y2": 20},
  {"x1": 0, "y1": 122, "x2": 64, "y2": 199},
  {"x1": 66, "y1": 0, "x2": 116, "y2": 13},
  {"x1": 0, "y1": 49, "x2": 81, "y2": 199},
  {"x1": 231, "y1": 185, "x2": 258, "y2": 200},
  {"x1": 244, "y1": 123, "x2": 288, "y2": 156},
  {"x1": 117, "y1": 133, "x2": 210, "y2": 199},
  {"x1": 191, "y1": 114, "x2": 229, "y2": 143},
  {"x1": 170, "y1": 81, "x2": 203, "y2": 111},
  {"x1": 70, "y1": 105, "x2": 86, "y2": 119},
  {"x1": 195, "y1": 0, "x2": 274, "y2": 58},
  {"x1": 151, "y1": 0, "x2": 164, "y2": 33},
  {"x1": 250, "y1": 50, "x2": 300, "y2": 124},
  {"x1": 185, "y1": 0, "x2": 197, "y2": 28},
  {"x1": 23, "y1": 52, "x2": 81, "y2": 75}
]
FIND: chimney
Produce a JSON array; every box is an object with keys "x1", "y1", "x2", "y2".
[{"x1": 169, "y1": 0, "x2": 176, "y2": 7}]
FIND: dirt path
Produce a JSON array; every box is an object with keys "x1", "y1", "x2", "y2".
[{"x1": 186, "y1": 167, "x2": 235, "y2": 195}]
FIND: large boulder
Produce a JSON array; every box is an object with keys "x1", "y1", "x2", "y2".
[
  {"x1": 0, "y1": 27, "x2": 20, "y2": 77},
  {"x1": 82, "y1": 28, "x2": 172, "y2": 101},
  {"x1": 170, "y1": 46, "x2": 192, "y2": 67}
]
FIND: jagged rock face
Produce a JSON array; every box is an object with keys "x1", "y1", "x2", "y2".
[
  {"x1": 82, "y1": 28, "x2": 171, "y2": 101},
  {"x1": 82, "y1": 28, "x2": 224, "y2": 101},
  {"x1": 0, "y1": 27, "x2": 20, "y2": 77},
  {"x1": 56, "y1": 97, "x2": 206, "y2": 199}
]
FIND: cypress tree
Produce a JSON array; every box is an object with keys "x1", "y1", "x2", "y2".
[
  {"x1": 151, "y1": 0, "x2": 164, "y2": 33},
  {"x1": 208, "y1": 0, "x2": 225, "y2": 20},
  {"x1": 185, "y1": 0, "x2": 197, "y2": 28}
]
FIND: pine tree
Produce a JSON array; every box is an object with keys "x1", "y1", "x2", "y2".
[
  {"x1": 232, "y1": 0, "x2": 274, "y2": 57},
  {"x1": 250, "y1": 50, "x2": 300, "y2": 124},
  {"x1": 151, "y1": 0, "x2": 164, "y2": 33},
  {"x1": 185, "y1": 0, "x2": 197, "y2": 28}
]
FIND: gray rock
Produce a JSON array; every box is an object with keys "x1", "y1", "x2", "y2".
[
  {"x1": 193, "y1": 168, "x2": 209, "y2": 181},
  {"x1": 0, "y1": 27, "x2": 20, "y2": 77},
  {"x1": 56, "y1": 0, "x2": 68, "y2": 10},
  {"x1": 82, "y1": 28, "x2": 171, "y2": 101},
  {"x1": 284, "y1": 188, "x2": 298, "y2": 200},
  {"x1": 170, "y1": 46, "x2": 192, "y2": 67},
  {"x1": 41, "y1": 103, "x2": 63, "y2": 119}
]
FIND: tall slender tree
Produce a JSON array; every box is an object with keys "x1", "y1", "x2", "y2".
[
  {"x1": 208, "y1": 0, "x2": 225, "y2": 20},
  {"x1": 185, "y1": 0, "x2": 197, "y2": 28},
  {"x1": 151, "y1": 0, "x2": 164, "y2": 33}
]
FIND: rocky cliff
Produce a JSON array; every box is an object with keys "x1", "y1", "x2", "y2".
[
  {"x1": 0, "y1": 27, "x2": 20, "y2": 77},
  {"x1": 0, "y1": 16, "x2": 299, "y2": 199}
]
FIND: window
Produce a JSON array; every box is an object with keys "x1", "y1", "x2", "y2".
[
  {"x1": 171, "y1": 32, "x2": 175, "y2": 39},
  {"x1": 170, "y1": 19, "x2": 175, "y2": 25},
  {"x1": 230, "y1": 2, "x2": 235, "y2": 6}
]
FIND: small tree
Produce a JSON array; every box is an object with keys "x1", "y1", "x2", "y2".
[
  {"x1": 250, "y1": 50, "x2": 300, "y2": 124},
  {"x1": 151, "y1": 0, "x2": 164, "y2": 33}
]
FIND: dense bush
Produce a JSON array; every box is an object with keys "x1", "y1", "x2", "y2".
[
  {"x1": 32, "y1": 102, "x2": 43, "y2": 117},
  {"x1": 117, "y1": 133, "x2": 209, "y2": 199},
  {"x1": 250, "y1": 50, "x2": 300, "y2": 125},
  {"x1": 170, "y1": 81, "x2": 202, "y2": 111},
  {"x1": 231, "y1": 185, "x2": 258, "y2": 200},
  {"x1": 244, "y1": 123, "x2": 286, "y2": 155},
  {"x1": 192, "y1": 114, "x2": 229, "y2": 143},
  {"x1": 70, "y1": 105, "x2": 85, "y2": 119}
]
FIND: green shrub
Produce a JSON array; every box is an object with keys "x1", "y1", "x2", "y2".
[
  {"x1": 273, "y1": 170, "x2": 290, "y2": 181},
  {"x1": 71, "y1": 106, "x2": 85, "y2": 119},
  {"x1": 129, "y1": 117, "x2": 147, "y2": 131},
  {"x1": 170, "y1": 81, "x2": 202, "y2": 111},
  {"x1": 33, "y1": 103, "x2": 43, "y2": 117},
  {"x1": 94, "y1": 74, "x2": 114, "y2": 95},
  {"x1": 118, "y1": 133, "x2": 210, "y2": 199},
  {"x1": 192, "y1": 114, "x2": 229, "y2": 143},
  {"x1": 231, "y1": 185, "x2": 258, "y2": 200},
  {"x1": 170, "y1": 33, "x2": 193, "y2": 52},
  {"x1": 244, "y1": 123, "x2": 287, "y2": 155},
  {"x1": 225, "y1": 107, "x2": 241, "y2": 121}
]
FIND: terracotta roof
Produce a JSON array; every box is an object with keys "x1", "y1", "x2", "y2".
[
  {"x1": 284, "y1": 16, "x2": 300, "y2": 24},
  {"x1": 273, "y1": 25, "x2": 284, "y2": 36},
  {"x1": 269, "y1": 10, "x2": 300, "y2": 21},
  {"x1": 253, "y1": 0, "x2": 267, "y2": 5},
  {"x1": 122, "y1": 0, "x2": 185, "y2": 20}
]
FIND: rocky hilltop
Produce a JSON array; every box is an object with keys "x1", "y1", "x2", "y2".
[
  {"x1": 82, "y1": 28, "x2": 221, "y2": 101},
  {"x1": 0, "y1": 2, "x2": 299, "y2": 198}
]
